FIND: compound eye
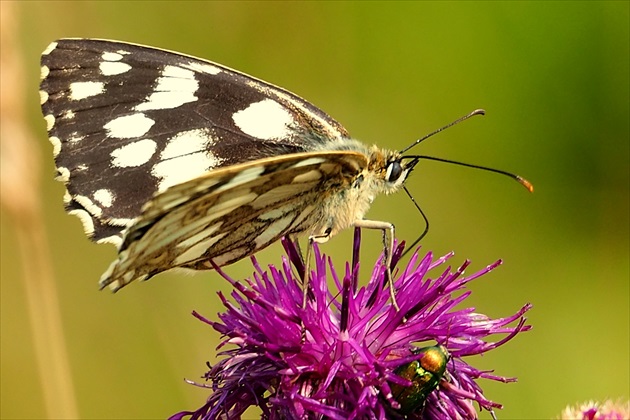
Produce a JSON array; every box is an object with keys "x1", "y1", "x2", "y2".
[{"x1": 386, "y1": 161, "x2": 404, "y2": 183}]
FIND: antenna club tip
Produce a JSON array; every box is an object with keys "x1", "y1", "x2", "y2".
[
  {"x1": 517, "y1": 176, "x2": 534, "y2": 193},
  {"x1": 472, "y1": 109, "x2": 486, "y2": 116}
]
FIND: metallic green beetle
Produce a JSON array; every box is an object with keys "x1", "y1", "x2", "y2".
[{"x1": 390, "y1": 345, "x2": 450, "y2": 415}]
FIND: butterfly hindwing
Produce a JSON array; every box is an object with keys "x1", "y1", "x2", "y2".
[{"x1": 99, "y1": 151, "x2": 368, "y2": 290}]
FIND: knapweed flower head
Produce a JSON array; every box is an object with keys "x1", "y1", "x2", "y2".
[
  {"x1": 172, "y1": 232, "x2": 532, "y2": 420},
  {"x1": 559, "y1": 400, "x2": 630, "y2": 420}
]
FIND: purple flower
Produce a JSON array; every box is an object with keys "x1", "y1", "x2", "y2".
[
  {"x1": 559, "y1": 400, "x2": 630, "y2": 420},
  {"x1": 171, "y1": 231, "x2": 531, "y2": 419}
]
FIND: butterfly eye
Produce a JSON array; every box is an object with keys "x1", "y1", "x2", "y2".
[{"x1": 386, "y1": 161, "x2": 404, "y2": 183}]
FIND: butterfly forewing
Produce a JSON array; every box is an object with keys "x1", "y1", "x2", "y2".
[
  {"x1": 40, "y1": 39, "x2": 350, "y2": 246},
  {"x1": 40, "y1": 38, "x2": 412, "y2": 292}
]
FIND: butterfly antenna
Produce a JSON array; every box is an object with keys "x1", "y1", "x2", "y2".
[
  {"x1": 408, "y1": 156, "x2": 534, "y2": 193},
  {"x1": 400, "y1": 109, "x2": 486, "y2": 154},
  {"x1": 401, "y1": 157, "x2": 533, "y2": 257},
  {"x1": 399, "y1": 107, "x2": 534, "y2": 255}
]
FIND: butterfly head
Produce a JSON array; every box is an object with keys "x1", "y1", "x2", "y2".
[{"x1": 368, "y1": 148, "x2": 420, "y2": 195}]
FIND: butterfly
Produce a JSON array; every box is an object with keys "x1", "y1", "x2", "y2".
[{"x1": 40, "y1": 39, "x2": 531, "y2": 292}]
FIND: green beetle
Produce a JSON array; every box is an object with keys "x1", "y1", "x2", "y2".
[{"x1": 389, "y1": 345, "x2": 450, "y2": 415}]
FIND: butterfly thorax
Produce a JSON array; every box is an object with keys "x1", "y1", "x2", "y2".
[{"x1": 307, "y1": 145, "x2": 406, "y2": 243}]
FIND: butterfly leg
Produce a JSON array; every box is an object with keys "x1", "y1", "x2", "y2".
[
  {"x1": 302, "y1": 237, "x2": 314, "y2": 310},
  {"x1": 296, "y1": 233, "x2": 329, "y2": 343},
  {"x1": 286, "y1": 233, "x2": 314, "y2": 311},
  {"x1": 353, "y1": 219, "x2": 400, "y2": 311},
  {"x1": 302, "y1": 228, "x2": 332, "y2": 309},
  {"x1": 287, "y1": 234, "x2": 307, "y2": 283}
]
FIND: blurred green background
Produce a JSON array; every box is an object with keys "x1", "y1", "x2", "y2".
[{"x1": 1, "y1": 1, "x2": 628, "y2": 419}]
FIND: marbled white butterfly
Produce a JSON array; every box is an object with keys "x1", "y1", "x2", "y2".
[{"x1": 40, "y1": 39, "x2": 531, "y2": 292}]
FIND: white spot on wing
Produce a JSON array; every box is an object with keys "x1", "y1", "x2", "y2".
[
  {"x1": 232, "y1": 99, "x2": 293, "y2": 140},
  {"x1": 102, "y1": 52, "x2": 123, "y2": 61},
  {"x1": 174, "y1": 228, "x2": 226, "y2": 265},
  {"x1": 252, "y1": 183, "x2": 313, "y2": 209},
  {"x1": 213, "y1": 166, "x2": 265, "y2": 194},
  {"x1": 174, "y1": 234, "x2": 227, "y2": 265},
  {"x1": 176, "y1": 223, "x2": 223, "y2": 249},
  {"x1": 104, "y1": 113, "x2": 154, "y2": 139},
  {"x1": 93, "y1": 189, "x2": 114, "y2": 208},
  {"x1": 247, "y1": 79, "x2": 347, "y2": 141},
  {"x1": 211, "y1": 191, "x2": 257, "y2": 216},
  {"x1": 40, "y1": 65, "x2": 49, "y2": 80},
  {"x1": 96, "y1": 235, "x2": 123, "y2": 247},
  {"x1": 111, "y1": 139, "x2": 157, "y2": 168},
  {"x1": 49, "y1": 136, "x2": 61, "y2": 157},
  {"x1": 39, "y1": 90, "x2": 49, "y2": 104},
  {"x1": 74, "y1": 194, "x2": 103, "y2": 217},
  {"x1": 183, "y1": 61, "x2": 221, "y2": 75},
  {"x1": 69, "y1": 81, "x2": 105, "y2": 100},
  {"x1": 62, "y1": 110, "x2": 75, "y2": 120},
  {"x1": 161, "y1": 129, "x2": 214, "y2": 160},
  {"x1": 68, "y1": 209, "x2": 95, "y2": 235},
  {"x1": 134, "y1": 65, "x2": 198, "y2": 111},
  {"x1": 152, "y1": 151, "x2": 221, "y2": 192},
  {"x1": 42, "y1": 41, "x2": 58, "y2": 55},
  {"x1": 68, "y1": 132, "x2": 84, "y2": 142},
  {"x1": 162, "y1": 65, "x2": 196, "y2": 79},
  {"x1": 258, "y1": 205, "x2": 295, "y2": 220},
  {"x1": 99, "y1": 258, "x2": 123, "y2": 290},
  {"x1": 108, "y1": 217, "x2": 135, "y2": 227},
  {"x1": 291, "y1": 157, "x2": 326, "y2": 168},
  {"x1": 293, "y1": 170, "x2": 322, "y2": 183},
  {"x1": 290, "y1": 204, "x2": 316, "y2": 230},
  {"x1": 44, "y1": 114, "x2": 55, "y2": 131},
  {"x1": 100, "y1": 61, "x2": 132, "y2": 76},
  {"x1": 255, "y1": 216, "x2": 293, "y2": 247},
  {"x1": 137, "y1": 211, "x2": 222, "y2": 256},
  {"x1": 56, "y1": 167, "x2": 70, "y2": 182},
  {"x1": 181, "y1": 191, "x2": 255, "y2": 224}
]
